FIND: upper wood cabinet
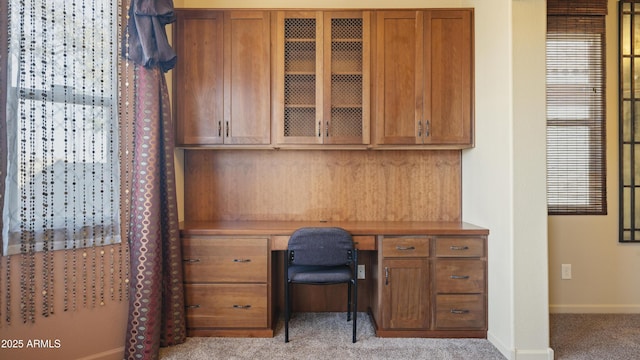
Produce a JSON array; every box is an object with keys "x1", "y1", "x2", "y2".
[
  {"x1": 374, "y1": 10, "x2": 474, "y2": 147},
  {"x1": 274, "y1": 11, "x2": 371, "y2": 145},
  {"x1": 174, "y1": 10, "x2": 271, "y2": 146}
]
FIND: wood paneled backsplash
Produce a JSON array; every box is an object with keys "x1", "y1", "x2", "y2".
[{"x1": 184, "y1": 150, "x2": 461, "y2": 222}]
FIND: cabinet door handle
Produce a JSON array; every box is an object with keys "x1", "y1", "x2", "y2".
[
  {"x1": 226, "y1": 121, "x2": 229, "y2": 137},
  {"x1": 396, "y1": 246, "x2": 416, "y2": 251},
  {"x1": 185, "y1": 304, "x2": 201, "y2": 309},
  {"x1": 233, "y1": 258, "x2": 251, "y2": 263},
  {"x1": 183, "y1": 258, "x2": 201, "y2": 263},
  {"x1": 425, "y1": 120, "x2": 430, "y2": 137},
  {"x1": 318, "y1": 121, "x2": 321, "y2": 137},
  {"x1": 418, "y1": 120, "x2": 422, "y2": 137},
  {"x1": 326, "y1": 121, "x2": 329, "y2": 137},
  {"x1": 450, "y1": 309, "x2": 470, "y2": 314},
  {"x1": 233, "y1": 304, "x2": 252, "y2": 309},
  {"x1": 450, "y1": 275, "x2": 470, "y2": 280},
  {"x1": 218, "y1": 121, "x2": 222, "y2": 137},
  {"x1": 385, "y1": 267, "x2": 389, "y2": 285},
  {"x1": 450, "y1": 246, "x2": 469, "y2": 251}
]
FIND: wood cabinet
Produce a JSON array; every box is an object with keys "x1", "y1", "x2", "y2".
[
  {"x1": 174, "y1": 10, "x2": 271, "y2": 146},
  {"x1": 381, "y1": 237, "x2": 430, "y2": 329},
  {"x1": 374, "y1": 10, "x2": 473, "y2": 147},
  {"x1": 375, "y1": 234, "x2": 486, "y2": 337},
  {"x1": 274, "y1": 11, "x2": 370, "y2": 145},
  {"x1": 181, "y1": 236, "x2": 273, "y2": 337},
  {"x1": 433, "y1": 236, "x2": 486, "y2": 331}
]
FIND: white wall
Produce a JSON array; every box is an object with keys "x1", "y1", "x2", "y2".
[
  {"x1": 462, "y1": 0, "x2": 550, "y2": 358},
  {"x1": 175, "y1": 0, "x2": 552, "y2": 358},
  {"x1": 547, "y1": 0, "x2": 640, "y2": 314}
]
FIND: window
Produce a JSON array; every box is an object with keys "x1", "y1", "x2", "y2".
[
  {"x1": 2, "y1": 0, "x2": 121, "y2": 255},
  {"x1": 620, "y1": 1, "x2": 640, "y2": 242},
  {"x1": 546, "y1": 1, "x2": 607, "y2": 215}
]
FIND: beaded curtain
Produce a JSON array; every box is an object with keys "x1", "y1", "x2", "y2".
[{"x1": 0, "y1": 0, "x2": 131, "y2": 326}]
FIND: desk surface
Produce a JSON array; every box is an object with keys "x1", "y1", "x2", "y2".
[{"x1": 180, "y1": 220, "x2": 489, "y2": 236}]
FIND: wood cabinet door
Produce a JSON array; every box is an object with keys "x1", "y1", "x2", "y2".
[
  {"x1": 224, "y1": 11, "x2": 271, "y2": 145},
  {"x1": 423, "y1": 10, "x2": 473, "y2": 145},
  {"x1": 174, "y1": 11, "x2": 224, "y2": 145},
  {"x1": 375, "y1": 11, "x2": 424, "y2": 145},
  {"x1": 375, "y1": 10, "x2": 474, "y2": 147},
  {"x1": 275, "y1": 11, "x2": 324, "y2": 145},
  {"x1": 382, "y1": 258, "x2": 430, "y2": 329},
  {"x1": 323, "y1": 11, "x2": 371, "y2": 145}
]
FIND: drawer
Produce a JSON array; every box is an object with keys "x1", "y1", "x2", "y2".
[
  {"x1": 182, "y1": 238, "x2": 267, "y2": 283},
  {"x1": 353, "y1": 236, "x2": 376, "y2": 250},
  {"x1": 434, "y1": 259, "x2": 485, "y2": 293},
  {"x1": 184, "y1": 284, "x2": 268, "y2": 328},
  {"x1": 435, "y1": 294, "x2": 486, "y2": 329},
  {"x1": 435, "y1": 237, "x2": 484, "y2": 258},
  {"x1": 382, "y1": 237, "x2": 429, "y2": 258},
  {"x1": 271, "y1": 235, "x2": 375, "y2": 251}
]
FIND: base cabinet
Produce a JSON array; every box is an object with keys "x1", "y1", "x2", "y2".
[
  {"x1": 382, "y1": 257, "x2": 430, "y2": 329},
  {"x1": 181, "y1": 236, "x2": 273, "y2": 337},
  {"x1": 374, "y1": 235, "x2": 487, "y2": 338}
]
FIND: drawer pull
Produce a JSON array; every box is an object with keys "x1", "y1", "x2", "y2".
[
  {"x1": 385, "y1": 267, "x2": 389, "y2": 285},
  {"x1": 233, "y1": 304, "x2": 252, "y2": 309},
  {"x1": 450, "y1": 245, "x2": 469, "y2": 251},
  {"x1": 185, "y1": 304, "x2": 201, "y2": 309},
  {"x1": 183, "y1": 258, "x2": 201, "y2": 263},
  {"x1": 450, "y1": 309, "x2": 470, "y2": 314},
  {"x1": 450, "y1": 275, "x2": 470, "y2": 280},
  {"x1": 396, "y1": 246, "x2": 416, "y2": 251},
  {"x1": 233, "y1": 258, "x2": 251, "y2": 263}
]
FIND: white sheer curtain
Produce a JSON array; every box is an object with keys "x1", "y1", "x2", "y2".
[{"x1": 2, "y1": 0, "x2": 121, "y2": 255}]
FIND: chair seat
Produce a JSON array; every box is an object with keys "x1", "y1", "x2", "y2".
[{"x1": 288, "y1": 265, "x2": 353, "y2": 284}]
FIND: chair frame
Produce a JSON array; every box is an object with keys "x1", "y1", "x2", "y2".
[{"x1": 284, "y1": 227, "x2": 358, "y2": 343}]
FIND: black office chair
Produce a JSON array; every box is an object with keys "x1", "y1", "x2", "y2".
[{"x1": 284, "y1": 227, "x2": 358, "y2": 343}]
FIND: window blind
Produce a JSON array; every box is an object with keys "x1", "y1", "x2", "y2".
[{"x1": 546, "y1": 11, "x2": 607, "y2": 215}]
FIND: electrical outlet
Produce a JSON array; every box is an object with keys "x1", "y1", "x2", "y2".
[
  {"x1": 561, "y1": 264, "x2": 572, "y2": 280},
  {"x1": 357, "y1": 265, "x2": 365, "y2": 279}
]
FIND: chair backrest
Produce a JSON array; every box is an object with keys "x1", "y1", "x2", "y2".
[{"x1": 288, "y1": 227, "x2": 354, "y2": 267}]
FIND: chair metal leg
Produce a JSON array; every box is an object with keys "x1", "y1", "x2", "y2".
[
  {"x1": 284, "y1": 251, "x2": 290, "y2": 343},
  {"x1": 285, "y1": 282, "x2": 290, "y2": 343},
  {"x1": 353, "y1": 250, "x2": 358, "y2": 343},
  {"x1": 347, "y1": 281, "x2": 352, "y2": 322},
  {"x1": 353, "y1": 278, "x2": 358, "y2": 343}
]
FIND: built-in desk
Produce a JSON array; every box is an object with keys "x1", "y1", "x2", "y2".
[{"x1": 180, "y1": 221, "x2": 489, "y2": 338}]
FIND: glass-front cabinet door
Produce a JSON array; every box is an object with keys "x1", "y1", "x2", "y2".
[{"x1": 275, "y1": 11, "x2": 370, "y2": 146}]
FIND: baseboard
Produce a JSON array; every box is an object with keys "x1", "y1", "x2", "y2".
[
  {"x1": 487, "y1": 330, "x2": 511, "y2": 358},
  {"x1": 487, "y1": 331, "x2": 554, "y2": 360},
  {"x1": 550, "y1": 304, "x2": 640, "y2": 313},
  {"x1": 513, "y1": 348, "x2": 555, "y2": 360},
  {"x1": 76, "y1": 347, "x2": 124, "y2": 360}
]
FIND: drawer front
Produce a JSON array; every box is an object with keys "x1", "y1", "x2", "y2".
[
  {"x1": 382, "y1": 237, "x2": 429, "y2": 258},
  {"x1": 353, "y1": 235, "x2": 376, "y2": 250},
  {"x1": 434, "y1": 260, "x2": 485, "y2": 293},
  {"x1": 182, "y1": 238, "x2": 267, "y2": 283},
  {"x1": 184, "y1": 284, "x2": 268, "y2": 328},
  {"x1": 435, "y1": 294, "x2": 486, "y2": 329},
  {"x1": 271, "y1": 235, "x2": 375, "y2": 251},
  {"x1": 435, "y1": 237, "x2": 484, "y2": 258}
]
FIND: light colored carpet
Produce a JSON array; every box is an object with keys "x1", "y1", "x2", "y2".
[
  {"x1": 160, "y1": 312, "x2": 506, "y2": 360},
  {"x1": 160, "y1": 313, "x2": 640, "y2": 359},
  {"x1": 550, "y1": 313, "x2": 640, "y2": 360}
]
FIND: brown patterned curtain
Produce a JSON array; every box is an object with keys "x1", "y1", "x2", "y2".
[{"x1": 123, "y1": 0, "x2": 185, "y2": 358}]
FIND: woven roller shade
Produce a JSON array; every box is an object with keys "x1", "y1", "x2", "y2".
[
  {"x1": 547, "y1": 0, "x2": 608, "y2": 16},
  {"x1": 546, "y1": 13, "x2": 607, "y2": 215}
]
